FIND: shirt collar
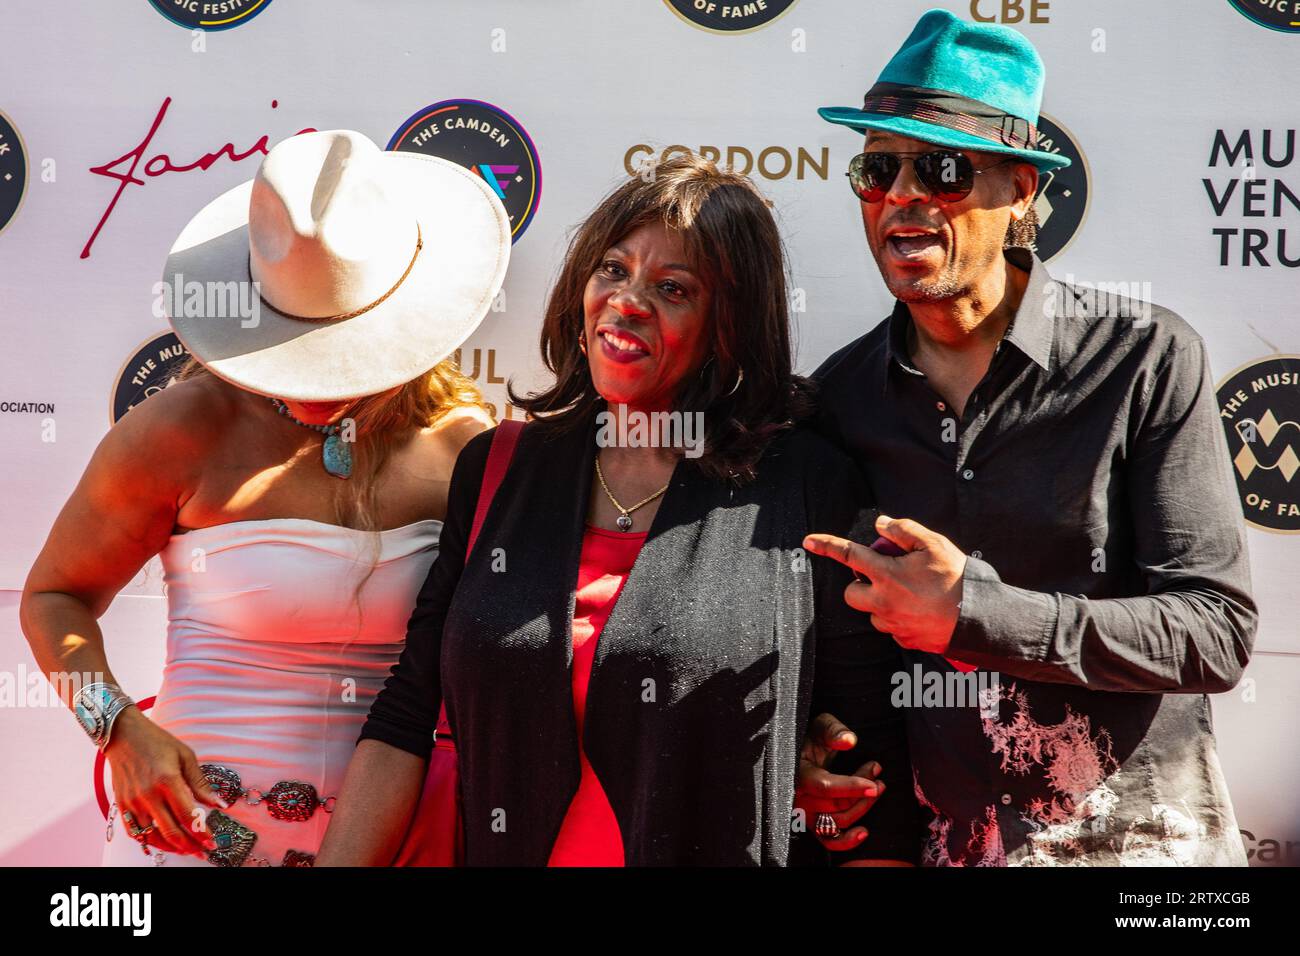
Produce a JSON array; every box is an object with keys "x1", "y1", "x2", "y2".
[
  {"x1": 1001, "y1": 246, "x2": 1056, "y2": 372},
  {"x1": 882, "y1": 247, "x2": 1057, "y2": 395}
]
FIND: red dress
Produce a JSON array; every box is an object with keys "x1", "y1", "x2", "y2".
[{"x1": 546, "y1": 524, "x2": 647, "y2": 866}]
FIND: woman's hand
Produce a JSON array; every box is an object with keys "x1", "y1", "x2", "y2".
[
  {"x1": 104, "y1": 707, "x2": 225, "y2": 856},
  {"x1": 794, "y1": 711, "x2": 886, "y2": 852}
]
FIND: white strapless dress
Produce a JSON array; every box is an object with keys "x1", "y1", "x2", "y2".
[{"x1": 102, "y1": 517, "x2": 441, "y2": 867}]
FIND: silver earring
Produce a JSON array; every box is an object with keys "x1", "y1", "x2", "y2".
[{"x1": 726, "y1": 368, "x2": 744, "y2": 396}]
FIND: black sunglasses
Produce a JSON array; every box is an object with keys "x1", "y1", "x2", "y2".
[{"x1": 846, "y1": 150, "x2": 1012, "y2": 204}]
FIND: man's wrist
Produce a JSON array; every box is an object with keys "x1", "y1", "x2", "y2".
[{"x1": 947, "y1": 555, "x2": 1058, "y2": 666}]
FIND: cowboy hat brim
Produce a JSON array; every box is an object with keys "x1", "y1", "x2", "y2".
[
  {"x1": 819, "y1": 106, "x2": 1072, "y2": 173},
  {"x1": 162, "y1": 150, "x2": 511, "y2": 402}
]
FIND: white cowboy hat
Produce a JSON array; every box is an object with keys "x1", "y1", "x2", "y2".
[{"x1": 161, "y1": 128, "x2": 511, "y2": 401}]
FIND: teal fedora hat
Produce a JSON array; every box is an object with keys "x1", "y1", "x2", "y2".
[{"x1": 819, "y1": 8, "x2": 1071, "y2": 173}]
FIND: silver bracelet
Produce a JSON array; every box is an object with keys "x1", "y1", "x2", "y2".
[{"x1": 72, "y1": 681, "x2": 135, "y2": 749}]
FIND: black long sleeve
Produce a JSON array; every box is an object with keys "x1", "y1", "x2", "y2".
[
  {"x1": 946, "y1": 336, "x2": 1257, "y2": 693},
  {"x1": 357, "y1": 428, "x2": 494, "y2": 757}
]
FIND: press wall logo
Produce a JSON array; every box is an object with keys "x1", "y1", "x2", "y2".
[
  {"x1": 1204, "y1": 129, "x2": 1298, "y2": 267},
  {"x1": 49, "y1": 886, "x2": 151, "y2": 936},
  {"x1": 1217, "y1": 355, "x2": 1300, "y2": 532},
  {"x1": 388, "y1": 100, "x2": 541, "y2": 243},
  {"x1": 0, "y1": 108, "x2": 28, "y2": 238},
  {"x1": 1226, "y1": 0, "x2": 1300, "y2": 33},
  {"x1": 664, "y1": 0, "x2": 800, "y2": 33},
  {"x1": 623, "y1": 143, "x2": 829, "y2": 181},
  {"x1": 82, "y1": 97, "x2": 316, "y2": 259},
  {"x1": 1030, "y1": 113, "x2": 1090, "y2": 262},
  {"x1": 146, "y1": 0, "x2": 275, "y2": 30},
  {"x1": 111, "y1": 331, "x2": 190, "y2": 424}
]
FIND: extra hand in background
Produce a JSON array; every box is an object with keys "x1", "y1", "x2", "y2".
[{"x1": 794, "y1": 712, "x2": 886, "y2": 852}]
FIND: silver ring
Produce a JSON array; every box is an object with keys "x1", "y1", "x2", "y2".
[
  {"x1": 124, "y1": 812, "x2": 155, "y2": 843},
  {"x1": 131, "y1": 822, "x2": 155, "y2": 854},
  {"x1": 814, "y1": 812, "x2": 841, "y2": 839}
]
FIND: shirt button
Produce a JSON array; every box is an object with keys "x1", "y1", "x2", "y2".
[
  {"x1": 971, "y1": 549, "x2": 983, "y2": 559},
  {"x1": 962, "y1": 468, "x2": 975, "y2": 481},
  {"x1": 936, "y1": 401, "x2": 946, "y2": 411},
  {"x1": 1001, "y1": 793, "x2": 1013, "y2": 806}
]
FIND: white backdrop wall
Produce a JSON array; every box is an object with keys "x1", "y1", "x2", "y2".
[{"x1": 1, "y1": 0, "x2": 1296, "y2": 865}]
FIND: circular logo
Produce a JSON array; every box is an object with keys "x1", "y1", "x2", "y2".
[
  {"x1": 388, "y1": 99, "x2": 542, "y2": 243},
  {"x1": 1030, "y1": 113, "x2": 1090, "y2": 263},
  {"x1": 0, "y1": 109, "x2": 28, "y2": 239},
  {"x1": 664, "y1": 0, "x2": 800, "y2": 33},
  {"x1": 146, "y1": 0, "x2": 275, "y2": 31},
  {"x1": 1226, "y1": 0, "x2": 1300, "y2": 33},
  {"x1": 1217, "y1": 355, "x2": 1300, "y2": 533},
  {"x1": 111, "y1": 331, "x2": 191, "y2": 424}
]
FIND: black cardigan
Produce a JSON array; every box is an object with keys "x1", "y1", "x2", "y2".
[{"x1": 360, "y1": 404, "x2": 920, "y2": 865}]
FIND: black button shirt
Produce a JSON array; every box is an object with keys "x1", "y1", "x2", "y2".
[{"x1": 812, "y1": 248, "x2": 1257, "y2": 866}]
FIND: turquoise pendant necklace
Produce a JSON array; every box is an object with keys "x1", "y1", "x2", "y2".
[{"x1": 269, "y1": 398, "x2": 352, "y2": 479}]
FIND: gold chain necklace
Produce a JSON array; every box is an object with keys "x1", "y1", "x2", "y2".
[{"x1": 594, "y1": 453, "x2": 671, "y2": 532}]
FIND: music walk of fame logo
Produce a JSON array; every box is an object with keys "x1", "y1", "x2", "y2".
[
  {"x1": 0, "y1": 108, "x2": 28, "y2": 239},
  {"x1": 1218, "y1": 355, "x2": 1300, "y2": 532},
  {"x1": 663, "y1": 0, "x2": 800, "y2": 33},
  {"x1": 1030, "y1": 113, "x2": 1090, "y2": 262},
  {"x1": 388, "y1": 99, "x2": 542, "y2": 243},
  {"x1": 1226, "y1": 0, "x2": 1300, "y2": 33},
  {"x1": 111, "y1": 331, "x2": 191, "y2": 424},
  {"x1": 146, "y1": 0, "x2": 275, "y2": 31}
]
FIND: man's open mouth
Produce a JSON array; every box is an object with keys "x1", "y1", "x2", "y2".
[{"x1": 886, "y1": 230, "x2": 945, "y2": 257}]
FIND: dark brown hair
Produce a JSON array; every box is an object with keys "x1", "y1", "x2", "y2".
[
  {"x1": 1004, "y1": 200, "x2": 1040, "y2": 250},
  {"x1": 508, "y1": 153, "x2": 815, "y2": 484}
]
